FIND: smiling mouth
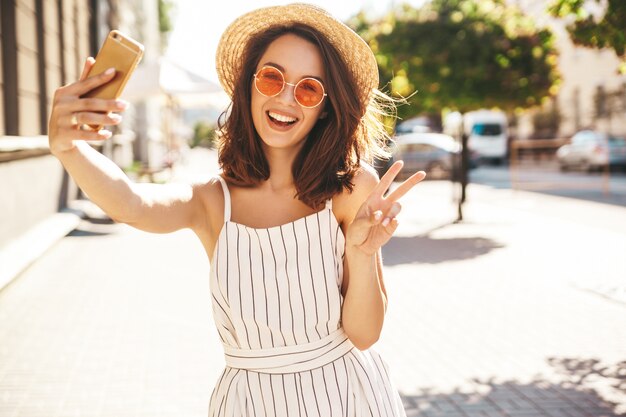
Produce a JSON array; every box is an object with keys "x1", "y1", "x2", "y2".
[{"x1": 267, "y1": 111, "x2": 299, "y2": 127}]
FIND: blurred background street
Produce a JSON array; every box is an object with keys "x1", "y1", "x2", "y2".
[{"x1": 1, "y1": 0, "x2": 626, "y2": 416}]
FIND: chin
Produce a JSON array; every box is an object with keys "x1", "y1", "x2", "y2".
[{"x1": 260, "y1": 134, "x2": 307, "y2": 151}]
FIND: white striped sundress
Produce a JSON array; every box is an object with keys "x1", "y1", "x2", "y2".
[{"x1": 208, "y1": 176, "x2": 406, "y2": 417}]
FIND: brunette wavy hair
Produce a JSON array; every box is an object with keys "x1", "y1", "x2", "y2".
[{"x1": 217, "y1": 23, "x2": 393, "y2": 209}]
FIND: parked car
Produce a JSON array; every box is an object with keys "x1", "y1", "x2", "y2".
[
  {"x1": 556, "y1": 130, "x2": 626, "y2": 172},
  {"x1": 395, "y1": 114, "x2": 442, "y2": 135},
  {"x1": 387, "y1": 132, "x2": 461, "y2": 180}
]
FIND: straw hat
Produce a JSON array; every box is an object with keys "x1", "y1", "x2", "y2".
[{"x1": 215, "y1": 3, "x2": 379, "y2": 109}]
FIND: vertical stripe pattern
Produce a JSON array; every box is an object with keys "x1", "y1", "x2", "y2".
[{"x1": 208, "y1": 176, "x2": 407, "y2": 417}]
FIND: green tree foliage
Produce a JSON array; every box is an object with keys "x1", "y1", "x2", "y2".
[
  {"x1": 192, "y1": 121, "x2": 216, "y2": 148},
  {"x1": 158, "y1": 0, "x2": 176, "y2": 52},
  {"x1": 351, "y1": 0, "x2": 560, "y2": 119},
  {"x1": 549, "y1": 0, "x2": 626, "y2": 73}
]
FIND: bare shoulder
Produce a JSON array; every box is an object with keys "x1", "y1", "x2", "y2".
[
  {"x1": 354, "y1": 161, "x2": 380, "y2": 192},
  {"x1": 333, "y1": 162, "x2": 380, "y2": 226},
  {"x1": 194, "y1": 176, "x2": 224, "y2": 207}
]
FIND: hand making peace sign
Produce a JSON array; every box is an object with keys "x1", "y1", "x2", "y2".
[{"x1": 346, "y1": 161, "x2": 426, "y2": 256}]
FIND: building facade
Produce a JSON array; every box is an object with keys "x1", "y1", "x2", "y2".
[
  {"x1": 514, "y1": 0, "x2": 626, "y2": 140},
  {"x1": 0, "y1": 0, "x2": 166, "y2": 253},
  {"x1": 0, "y1": 0, "x2": 96, "y2": 249}
]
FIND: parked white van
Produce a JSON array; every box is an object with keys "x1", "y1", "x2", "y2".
[{"x1": 463, "y1": 110, "x2": 508, "y2": 164}]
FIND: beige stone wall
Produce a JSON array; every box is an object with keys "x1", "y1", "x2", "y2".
[
  {"x1": 0, "y1": 0, "x2": 94, "y2": 247},
  {"x1": 554, "y1": 24, "x2": 626, "y2": 137},
  {"x1": 2, "y1": 0, "x2": 91, "y2": 139},
  {"x1": 62, "y1": 0, "x2": 77, "y2": 82},
  {"x1": 44, "y1": 0, "x2": 62, "y2": 114},
  {"x1": 16, "y1": 0, "x2": 41, "y2": 136},
  {"x1": 76, "y1": 1, "x2": 90, "y2": 68},
  {"x1": 0, "y1": 153, "x2": 66, "y2": 249}
]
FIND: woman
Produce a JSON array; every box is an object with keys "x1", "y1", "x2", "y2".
[{"x1": 48, "y1": 4, "x2": 424, "y2": 416}]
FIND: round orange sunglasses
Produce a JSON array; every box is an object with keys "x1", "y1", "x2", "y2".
[{"x1": 253, "y1": 66, "x2": 328, "y2": 108}]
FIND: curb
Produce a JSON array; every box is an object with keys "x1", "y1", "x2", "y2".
[
  {"x1": 0, "y1": 200, "x2": 110, "y2": 292},
  {"x1": 0, "y1": 209, "x2": 83, "y2": 291}
]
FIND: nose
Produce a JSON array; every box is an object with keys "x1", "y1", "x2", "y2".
[{"x1": 276, "y1": 81, "x2": 298, "y2": 106}]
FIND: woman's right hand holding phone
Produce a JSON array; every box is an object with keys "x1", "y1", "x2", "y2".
[{"x1": 48, "y1": 57, "x2": 128, "y2": 155}]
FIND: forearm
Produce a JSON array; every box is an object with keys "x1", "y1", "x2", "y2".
[
  {"x1": 52, "y1": 140, "x2": 140, "y2": 222},
  {"x1": 341, "y1": 249, "x2": 386, "y2": 350}
]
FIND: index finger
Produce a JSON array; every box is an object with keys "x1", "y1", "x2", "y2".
[
  {"x1": 64, "y1": 66, "x2": 116, "y2": 97},
  {"x1": 371, "y1": 160, "x2": 404, "y2": 198},
  {"x1": 386, "y1": 170, "x2": 426, "y2": 202},
  {"x1": 79, "y1": 57, "x2": 95, "y2": 81}
]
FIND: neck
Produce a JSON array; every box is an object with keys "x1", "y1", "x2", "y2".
[{"x1": 262, "y1": 145, "x2": 300, "y2": 193}]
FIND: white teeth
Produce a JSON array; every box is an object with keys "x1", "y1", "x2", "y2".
[{"x1": 268, "y1": 111, "x2": 297, "y2": 123}]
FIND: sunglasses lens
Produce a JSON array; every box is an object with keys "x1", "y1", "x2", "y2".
[
  {"x1": 255, "y1": 67, "x2": 326, "y2": 107},
  {"x1": 255, "y1": 67, "x2": 284, "y2": 96},
  {"x1": 295, "y1": 79, "x2": 325, "y2": 108}
]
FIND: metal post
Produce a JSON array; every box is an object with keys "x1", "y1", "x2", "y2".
[{"x1": 456, "y1": 130, "x2": 468, "y2": 222}]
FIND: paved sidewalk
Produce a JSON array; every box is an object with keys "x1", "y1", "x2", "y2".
[
  {"x1": 380, "y1": 180, "x2": 626, "y2": 417},
  {"x1": 0, "y1": 147, "x2": 624, "y2": 417}
]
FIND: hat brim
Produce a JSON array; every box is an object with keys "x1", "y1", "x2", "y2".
[{"x1": 216, "y1": 3, "x2": 378, "y2": 109}]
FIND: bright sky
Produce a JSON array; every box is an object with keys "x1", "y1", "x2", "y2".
[{"x1": 165, "y1": 0, "x2": 425, "y2": 86}]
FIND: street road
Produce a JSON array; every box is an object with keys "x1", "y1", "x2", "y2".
[{"x1": 469, "y1": 161, "x2": 626, "y2": 207}]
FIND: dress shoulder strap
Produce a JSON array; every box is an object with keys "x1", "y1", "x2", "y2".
[
  {"x1": 216, "y1": 175, "x2": 231, "y2": 223},
  {"x1": 325, "y1": 197, "x2": 333, "y2": 210}
]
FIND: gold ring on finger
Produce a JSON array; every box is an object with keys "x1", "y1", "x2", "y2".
[{"x1": 70, "y1": 112, "x2": 79, "y2": 127}]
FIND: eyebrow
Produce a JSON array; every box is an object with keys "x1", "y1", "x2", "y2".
[{"x1": 261, "y1": 62, "x2": 324, "y2": 83}]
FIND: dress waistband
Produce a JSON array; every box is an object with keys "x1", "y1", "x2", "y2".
[{"x1": 223, "y1": 328, "x2": 355, "y2": 374}]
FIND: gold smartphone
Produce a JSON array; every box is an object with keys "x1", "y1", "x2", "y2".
[{"x1": 81, "y1": 30, "x2": 144, "y2": 130}]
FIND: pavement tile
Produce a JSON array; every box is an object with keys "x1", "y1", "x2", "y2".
[
  {"x1": 505, "y1": 412, "x2": 549, "y2": 417},
  {"x1": 419, "y1": 411, "x2": 465, "y2": 417},
  {"x1": 429, "y1": 400, "x2": 460, "y2": 412},
  {"x1": 508, "y1": 397, "x2": 543, "y2": 410},
  {"x1": 0, "y1": 406, "x2": 20, "y2": 417},
  {"x1": 14, "y1": 404, "x2": 57, "y2": 417},
  {"x1": 485, "y1": 411, "x2": 520, "y2": 417}
]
